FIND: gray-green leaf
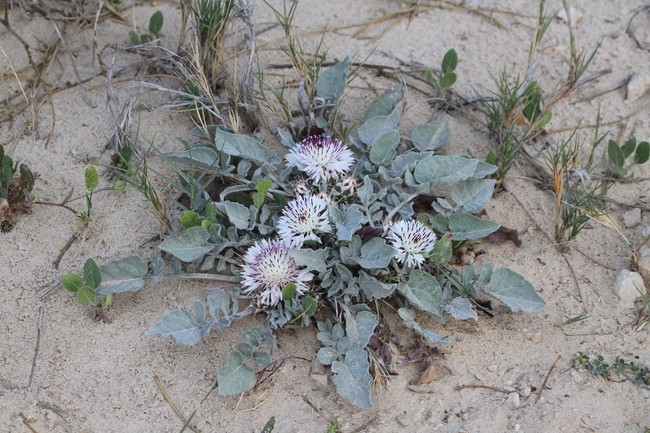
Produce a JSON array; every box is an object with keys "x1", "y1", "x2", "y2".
[
  {"x1": 145, "y1": 307, "x2": 210, "y2": 345},
  {"x1": 96, "y1": 255, "x2": 148, "y2": 295},
  {"x1": 449, "y1": 178, "x2": 496, "y2": 213},
  {"x1": 398, "y1": 308, "x2": 450, "y2": 344},
  {"x1": 289, "y1": 248, "x2": 329, "y2": 274},
  {"x1": 344, "y1": 308, "x2": 378, "y2": 349},
  {"x1": 482, "y1": 268, "x2": 546, "y2": 312},
  {"x1": 358, "y1": 271, "x2": 396, "y2": 299},
  {"x1": 215, "y1": 201, "x2": 251, "y2": 230},
  {"x1": 414, "y1": 155, "x2": 478, "y2": 186},
  {"x1": 411, "y1": 120, "x2": 450, "y2": 152},
  {"x1": 218, "y1": 350, "x2": 257, "y2": 395},
  {"x1": 330, "y1": 204, "x2": 363, "y2": 242},
  {"x1": 331, "y1": 348, "x2": 373, "y2": 409},
  {"x1": 315, "y1": 56, "x2": 350, "y2": 101},
  {"x1": 444, "y1": 297, "x2": 478, "y2": 321},
  {"x1": 448, "y1": 213, "x2": 500, "y2": 240},
  {"x1": 160, "y1": 226, "x2": 213, "y2": 262},
  {"x1": 350, "y1": 238, "x2": 394, "y2": 270},
  {"x1": 397, "y1": 270, "x2": 444, "y2": 323}
]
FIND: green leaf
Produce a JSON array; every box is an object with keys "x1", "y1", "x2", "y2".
[
  {"x1": 19, "y1": 164, "x2": 34, "y2": 192},
  {"x1": 439, "y1": 72, "x2": 456, "y2": 91},
  {"x1": 77, "y1": 286, "x2": 96, "y2": 305},
  {"x1": 414, "y1": 155, "x2": 479, "y2": 186},
  {"x1": 83, "y1": 258, "x2": 102, "y2": 290},
  {"x1": 252, "y1": 179, "x2": 272, "y2": 209},
  {"x1": 149, "y1": 10, "x2": 163, "y2": 35},
  {"x1": 317, "y1": 346, "x2": 340, "y2": 365},
  {"x1": 448, "y1": 213, "x2": 500, "y2": 240},
  {"x1": 215, "y1": 201, "x2": 250, "y2": 230},
  {"x1": 282, "y1": 283, "x2": 297, "y2": 301},
  {"x1": 429, "y1": 233, "x2": 452, "y2": 266},
  {"x1": 621, "y1": 137, "x2": 637, "y2": 159},
  {"x1": 364, "y1": 85, "x2": 403, "y2": 120},
  {"x1": 62, "y1": 274, "x2": 83, "y2": 292},
  {"x1": 330, "y1": 204, "x2": 363, "y2": 242},
  {"x1": 145, "y1": 307, "x2": 210, "y2": 345},
  {"x1": 535, "y1": 111, "x2": 552, "y2": 128},
  {"x1": 128, "y1": 30, "x2": 139, "y2": 45},
  {"x1": 411, "y1": 121, "x2": 450, "y2": 152},
  {"x1": 608, "y1": 140, "x2": 625, "y2": 169},
  {"x1": 634, "y1": 141, "x2": 650, "y2": 165},
  {"x1": 301, "y1": 296, "x2": 318, "y2": 316},
  {"x1": 140, "y1": 33, "x2": 152, "y2": 43},
  {"x1": 180, "y1": 210, "x2": 199, "y2": 228},
  {"x1": 441, "y1": 48, "x2": 458, "y2": 74},
  {"x1": 315, "y1": 56, "x2": 350, "y2": 101},
  {"x1": 96, "y1": 255, "x2": 148, "y2": 296},
  {"x1": 482, "y1": 268, "x2": 546, "y2": 312},
  {"x1": 425, "y1": 66, "x2": 436, "y2": 88},
  {"x1": 397, "y1": 270, "x2": 444, "y2": 322},
  {"x1": 159, "y1": 226, "x2": 213, "y2": 262},
  {"x1": 331, "y1": 348, "x2": 373, "y2": 409},
  {"x1": 485, "y1": 151, "x2": 497, "y2": 166},
  {"x1": 250, "y1": 350, "x2": 272, "y2": 367},
  {"x1": 358, "y1": 271, "x2": 396, "y2": 299},
  {"x1": 449, "y1": 178, "x2": 497, "y2": 213},
  {"x1": 218, "y1": 350, "x2": 257, "y2": 395},
  {"x1": 398, "y1": 308, "x2": 450, "y2": 344}
]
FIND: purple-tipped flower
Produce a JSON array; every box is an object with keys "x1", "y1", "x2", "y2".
[
  {"x1": 241, "y1": 238, "x2": 312, "y2": 306},
  {"x1": 286, "y1": 136, "x2": 355, "y2": 182},
  {"x1": 277, "y1": 195, "x2": 331, "y2": 246},
  {"x1": 387, "y1": 220, "x2": 437, "y2": 268}
]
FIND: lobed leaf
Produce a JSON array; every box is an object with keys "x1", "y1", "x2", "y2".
[
  {"x1": 218, "y1": 350, "x2": 257, "y2": 395},
  {"x1": 145, "y1": 307, "x2": 210, "y2": 345},
  {"x1": 331, "y1": 348, "x2": 373, "y2": 409},
  {"x1": 482, "y1": 268, "x2": 546, "y2": 312},
  {"x1": 411, "y1": 121, "x2": 450, "y2": 152},
  {"x1": 397, "y1": 270, "x2": 444, "y2": 323}
]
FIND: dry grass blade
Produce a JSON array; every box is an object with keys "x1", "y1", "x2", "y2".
[
  {"x1": 536, "y1": 355, "x2": 561, "y2": 403},
  {"x1": 153, "y1": 375, "x2": 201, "y2": 433}
]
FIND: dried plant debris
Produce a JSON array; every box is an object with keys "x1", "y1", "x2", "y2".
[{"x1": 0, "y1": 145, "x2": 34, "y2": 233}]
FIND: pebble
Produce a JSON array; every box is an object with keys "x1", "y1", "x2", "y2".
[
  {"x1": 627, "y1": 73, "x2": 650, "y2": 102},
  {"x1": 310, "y1": 373, "x2": 328, "y2": 386},
  {"x1": 519, "y1": 385, "x2": 532, "y2": 399},
  {"x1": 487, "y1": 364, "x2": 498, "y2": 372},
  {"x1": 506, "y1": 392, "x2": 520, "y2": 407},
  {"x1": 396, "y1": 414, "x2": 411, "y2": 427},
  {"x1": 613, "y1": 269, "x2": 647, "y2": 309},
  {"x1": 623, "y1": 208, "x2": 642, "y2": 227},
  {"x1": 527, "y1": 330, "x2": 542, "y2": 344},
  {"x1": 570, "y1": 369, "x2": 584, "y2": 384},
  {"x1": 637, "y1": 245, "x2": 650, "y2": 284}
]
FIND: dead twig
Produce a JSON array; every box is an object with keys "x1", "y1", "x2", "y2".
[
  {"x1": 20, "y1": 412, "x2": 40, "y2": 433},
  {"x1": 26, "y1": 307, "x2": 44, "y2": 389},
  {"x1": 53, "y1": 233, "x2": 78, "y2": 269},
  {"x1": 455, "y1": 383, "x2": 513, "y2": 394},
  {"x1": 536, "y1": 355, "x2": 561, "y2": 403},
  {"x1": 153, "y1": 375, "x2": 201, "y2": 433}
]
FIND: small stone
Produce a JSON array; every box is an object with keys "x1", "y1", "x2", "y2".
[
  {"x1": 503, "y1": 386, "x2": 516, "y2": 392},
  {"x1": 396, "y1": 415, "x2": 411, "y2": 427},
  {"x1": 614, "y1": 269, "x2": 647, "y2": 309},
  {"x1": 311, "y1": 357, "x2": 325, "y2": 375},
  {"x1": 556, "y1": 7, "x2": 580, "y2": 24},
  {"x1": 488, "y1": 364, "x2": 498, "y2": 372},
  {"x1": 627, "y1": 73, "x2": 650, "y2": 101},
  {"x1": 506, "y1": 392, "x2": 520, "y2": 407},
  {"x1": 623, "y1": 208, "x2": 642, "y2": 228},
  {"x1": 637, "y1": 245, "x2": 650, "y2": 283},
  {"x1": 527, "y1": 330, "x2": 543, "y2": 344},
  {"x1": 570, "y1": 369, "x2": 584, "y2": 384},
  {"x1": 310, "y1": 373, "x2": 328, "y2": 386},
  {"x1": 519, "y1": 385, "x2": 532, "y2": 399}
]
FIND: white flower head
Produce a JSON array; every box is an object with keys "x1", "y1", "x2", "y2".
[
  {"x1": 387, "y1": 220, "x2": 437, "y2": 268},
  {"x1": 285, "y1": 135, "x2": 355, "y2": 183},
  {"x1": 241, "y1": 238, "x2": 312, "y2": 306},
  {"x1": 277, "y1": 195, "x2": 331, "y2": 246}
]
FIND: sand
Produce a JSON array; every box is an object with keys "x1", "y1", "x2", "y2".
[{"x1": 1, "y1": 0, "x2": 649, "y2": 432}]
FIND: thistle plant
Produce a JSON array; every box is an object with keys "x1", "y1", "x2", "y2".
[{"x1": 69, "y1": 56, "x2": 546, "y2": 409}]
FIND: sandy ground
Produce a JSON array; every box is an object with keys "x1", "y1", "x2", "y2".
[{"x1": 1, "y1": 0, "x2": 650, "y2": 432}]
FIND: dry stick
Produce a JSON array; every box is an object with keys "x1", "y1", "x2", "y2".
[
  {"x1": 26, "y1": 307, "x2": 44, "y2": 389},
  {"x1": 511, "y1": 191, "x2": 589, "y2": 313},
  {"x1": 53, "y1": 233, "x2": 78, "y2": 269},
  {"x1": 153, "y1": 375, "x2": 201, "y2": 433},
  {"x1": 536, "y1": 355, "x2": 561, "y2": 403},
  {"x1": 455, "y1": 383, "x2": 513, "y2": 394},
  {"x1": 20, "y1": 413, "x2": 39, "y2": 433},
  {"x1": 301, "y1": 394, "x2": 332, "y2": 423}
]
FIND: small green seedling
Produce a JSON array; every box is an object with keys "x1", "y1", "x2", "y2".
[
  {"x1": 603, "y1": 137, "x2": 650, "y2": 178},
  {"x1": 62, "y1": 258, "x2": 113, "y2": 309},
  {"x1": 574, "y1": 352, "x2": 650, "y2": 386},
  {"x1": 75, "y1": 166, "x2": 99, "y2": 228},
  {"x1": 129, "y1": 10, "x2": 164, "y2": 45},
  {"x1": 426, "y1": 48, "x2": 458, "y2": 99},
  {"x1": 0, "y1": 144, "x2": 34, "y2": 233}
]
